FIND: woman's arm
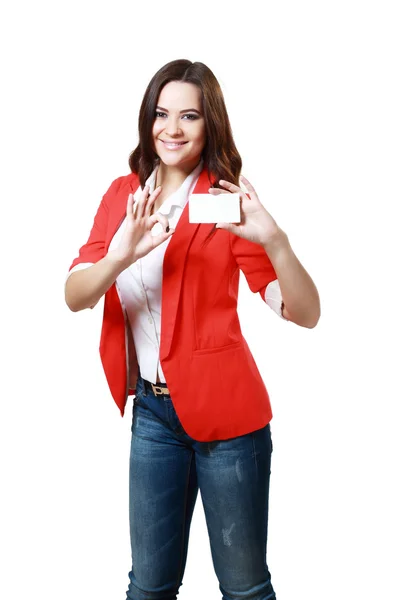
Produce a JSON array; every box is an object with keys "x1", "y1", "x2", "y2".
[
  {"x1": 263, "y1": 230, "x2": 320, "y2": 328},
  {"x1": 65, "y1": 183, "x2": 172, "y2": 312},
  {"x1": 212, "y1": 175, "x2": 320, "y2": 329},
  {"x1": 65, "y1": 251, "x2": 130, "y2": 312}
]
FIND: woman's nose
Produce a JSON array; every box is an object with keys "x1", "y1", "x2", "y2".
[{"x1": 164, "y1": 118, "x2": 182, "y2": 135}]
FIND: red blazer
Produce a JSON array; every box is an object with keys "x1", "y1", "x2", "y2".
[{"x1": 68, "y1": 166, "x2": 279, "y2": 441}]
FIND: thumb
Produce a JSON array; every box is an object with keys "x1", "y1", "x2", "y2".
[
  {"x1": 151, "y1": 227, "x2": 175, "y2": 247},
  {"x1": 216, "y1": 222, "x2": 235, "y2": 232}
]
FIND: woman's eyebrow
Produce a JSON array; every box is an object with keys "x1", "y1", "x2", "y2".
[{"x1": 156, "y1": 105, "x2": 202, "y2": 114}]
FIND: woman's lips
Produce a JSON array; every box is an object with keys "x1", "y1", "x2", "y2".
[{"x1": 161, "y1": 140, "x2": 188, "y2": 150}]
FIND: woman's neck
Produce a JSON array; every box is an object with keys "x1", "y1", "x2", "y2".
[{"x1": 155, "y1": 157, "x2": 202, "y2": 191}]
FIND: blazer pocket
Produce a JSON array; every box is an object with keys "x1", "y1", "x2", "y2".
[{"x1": 193, "y1": 340, "x2": 242, "y2": 356}]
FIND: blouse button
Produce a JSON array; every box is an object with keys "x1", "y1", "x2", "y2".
[{"x1": 148, "y1": 317, "x2": 153, "y2": 324}]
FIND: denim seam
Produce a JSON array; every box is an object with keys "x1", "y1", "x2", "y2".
[
  {"x1": 251, "y1": 433, "x2": 259, "y2": 482},
  {"x1": 175, "y1": 452, "x2": 195, "y2": 589}
]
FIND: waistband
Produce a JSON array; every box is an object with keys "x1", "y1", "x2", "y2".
[{"x1": 139, "y1": 376, "x2": 171, "y2": 397}]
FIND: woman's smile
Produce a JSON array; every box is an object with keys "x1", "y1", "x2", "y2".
[{"x1": 160, "y1": 140, "x2": 188, "y2": 150}]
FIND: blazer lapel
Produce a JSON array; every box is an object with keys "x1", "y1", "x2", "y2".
[{"x1": 160, "y1": 167, "x2": 212, "y2": 360}]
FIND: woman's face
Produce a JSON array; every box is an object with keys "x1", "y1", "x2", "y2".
[{"x1": 152, "y1": 81, "x2": 206, "y2": 169}]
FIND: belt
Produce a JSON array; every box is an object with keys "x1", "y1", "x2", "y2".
[{"x1": 142, "y1": 378, "x2": 171, "y2": 397}]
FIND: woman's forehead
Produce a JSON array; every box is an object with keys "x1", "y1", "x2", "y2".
[{"x1": 157, "y1": 81, "x2": 202, "y2": 109}]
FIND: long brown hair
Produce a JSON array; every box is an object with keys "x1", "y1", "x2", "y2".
[{"x1": 128, "y1": 59, "x2": 242, "y2": 243}]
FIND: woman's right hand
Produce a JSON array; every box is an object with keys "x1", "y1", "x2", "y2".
[{"x1": 109, "y1": 184, "x2": 174, "y2": 268}]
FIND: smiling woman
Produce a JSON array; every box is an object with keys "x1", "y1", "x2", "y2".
[
  {"x1": 128, "y1": 60, "x2": 243, "y2": 205},
  {"x1": 65, "y1": 58, "x2": 319, "y2": 600}
]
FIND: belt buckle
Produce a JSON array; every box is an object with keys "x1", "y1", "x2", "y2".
[{"x1": 151, "y1": 383, "x2": 168, "y2": 396}]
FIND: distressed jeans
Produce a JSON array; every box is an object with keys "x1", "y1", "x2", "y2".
[{"x1": 126, "y1": 372, "x2": 276, "y2": 600}]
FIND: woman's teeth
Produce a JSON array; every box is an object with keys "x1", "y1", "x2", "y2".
[{"x1": 162, "y1": 141, "x2": 187, "y2": 150}]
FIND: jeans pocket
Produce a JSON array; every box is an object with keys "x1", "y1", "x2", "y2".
[
  {"x1": 131, "y1": 390, "x2": 145, "y2": 432},
  {"x1": 134, "y1": 390, "x2": 145, "y2": 407}
]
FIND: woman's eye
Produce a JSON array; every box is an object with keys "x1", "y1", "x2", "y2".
[{"x1": 155, "y1": 112, "x2": 198, "y2": 120}]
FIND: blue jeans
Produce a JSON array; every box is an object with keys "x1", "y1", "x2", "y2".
[{"x1": 126, "y1": 372, "x2": 276, "y2": 600}]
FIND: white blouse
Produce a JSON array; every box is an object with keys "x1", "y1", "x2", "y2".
[{"x1": 66, "y1": 158, "x2": 287, "y2": 384}]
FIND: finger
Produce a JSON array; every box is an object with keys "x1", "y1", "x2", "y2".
[
  {"x1": 148, "y1": 212, "x2": 175, "y2": 243},
  {"x1": 132, "y1": 186, "x2": 148, "y2": 219},
  {"x1": 139, "y1": 185, "x2": 163, "y2": 219},
  {"x1": 239, "y1": 175, "x2": 258, "y2": 201},
  {"x1": 239, "y1": 174, "x2": 254, "y2": 190},
  {"x1": 208, "y1": 187, "x2": 230, "y2": 194},
  {"x1": 219, "y1": 179, "x2": 253, "y2": 202},
  {"x1": 144, "y1": 186, "x2": 162, "y2": 217},
  {"x1": 220, "y1": 178, "x2": 251, "y2": 200},
  {"x1": 128, "y1": 193, "x2": 141, "y2": 220},
  {"x1": 151, "y1": 212, "x2": 170, "y2": 232},
  {"x1": 218, "y1": 179, "x2": 242, "y2": 194},
  {"x1": 126, "y1": 193, "x2": 134, "y2": 219},
  {"x1": 215, "y1": 222, "x2": 241, "y2": 233},
  {"x1": 136, "y1": 185, "x2": 150, "y2": 219},
  {"x1": 146, "y1": 212, "x2": 171, "y2": 234},
  {"x1": 151, "y1": 228, "x2": 175, "y2": 247}
]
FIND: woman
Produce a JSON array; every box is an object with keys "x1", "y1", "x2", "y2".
[{"x1": 65, "y1": 59, "x2": 320, "y2": 600}]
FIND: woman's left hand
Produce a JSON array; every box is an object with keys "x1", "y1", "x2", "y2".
[{"x1": 209, "y1": 174, "x2": 283, "y2": 248}]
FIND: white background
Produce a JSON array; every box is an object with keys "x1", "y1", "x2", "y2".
[{"x1": 1, "y1": 1, "x2": 399, "y2": 598}]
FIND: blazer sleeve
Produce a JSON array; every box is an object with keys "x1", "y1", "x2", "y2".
[
  {"x1": 229, "y1": 232, "x2": 289, "y2": 320},
  {"x1": 67, "y1": 175, "x2": 126, "y2": 275},
  {"x1": 65, "y1": 176, "x2": 126, "y2": 309}
]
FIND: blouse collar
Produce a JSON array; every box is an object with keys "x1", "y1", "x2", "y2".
[{"x1": 144, "y1": 157, "x2": 204, "y2": 214}]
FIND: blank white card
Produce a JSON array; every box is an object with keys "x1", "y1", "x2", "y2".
[{"x1": 188, "y1": 193, "x2": 241, "y2": 224}]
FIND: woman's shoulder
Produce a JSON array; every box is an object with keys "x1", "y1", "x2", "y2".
[{"x1": 107, "y1": 171, "x2": 139, "y2": 195}]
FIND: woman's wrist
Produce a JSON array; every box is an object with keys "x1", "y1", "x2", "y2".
[{"x1": 106, "y1": 249, "x2": 136, "y2": 272}]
